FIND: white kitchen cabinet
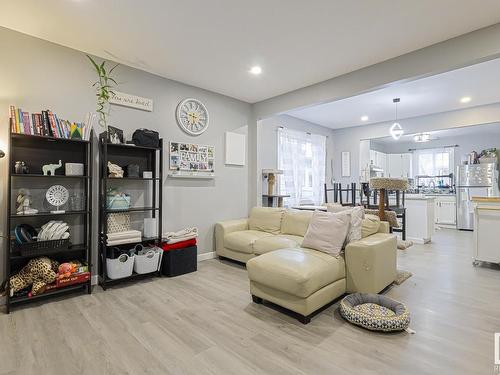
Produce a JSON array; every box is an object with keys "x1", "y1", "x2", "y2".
[
  {"x1": 433, "y1": 195, "x2": 457, "y2": 225},
  {"x1": 370, "y1": 150, "x2": 387, "y2": 172},
  {"x1": 387, "y1": 154, "x2": 402, "y2": 178},
  {"x1": 402, "y1": 153, "x2": 412, "y2": 178},
  {"x1": 387, "y1": 153, "x2": 412, "y2": 178},
  {"x1": 378, "y1": 152, "x2": 387, "y2": 172}
]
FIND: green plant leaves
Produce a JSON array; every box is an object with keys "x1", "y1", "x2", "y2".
[{"x1": 86, "y1": 54, "x2": 119, "y2": 129}]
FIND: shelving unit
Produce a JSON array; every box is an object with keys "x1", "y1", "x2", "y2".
[
  {"x1": 6, "y1": 132, "x2": 93, "y2": 313},
  {"x1": 98, "y1": 132, "x2": 163, "y2": 289}
]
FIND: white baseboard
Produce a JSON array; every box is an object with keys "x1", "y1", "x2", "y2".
[{"x1": 198, "y1": 251, "x2": 216, "y2": 262}]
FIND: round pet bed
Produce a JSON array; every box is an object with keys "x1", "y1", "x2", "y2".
[{"x1": 340, "y1": 293, "x2": 410, "y2": 332}]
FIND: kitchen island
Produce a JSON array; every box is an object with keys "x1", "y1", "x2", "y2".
[{"x1": 405, "y1": 194, "x2": 436, "y2": 243}]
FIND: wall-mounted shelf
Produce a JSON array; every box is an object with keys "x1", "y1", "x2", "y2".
[{"x1": 167, "y1": 173, "x2": 215, "y2": 179}]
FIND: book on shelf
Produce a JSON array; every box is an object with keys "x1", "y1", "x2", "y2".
[{"x1": 8, "y1": 105, "x2": 94, "y2": 140}]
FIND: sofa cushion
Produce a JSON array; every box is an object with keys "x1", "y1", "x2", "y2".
[
  {"x1": 362, "y1": 214, "x2": 381, "y2": 238},
  {"x1": 247, "y1": 247, "x2": 346, "y2": 298},
  {"x1": 224, "y1": 230, "x2": 272, "y2": 254},
  {"x1": 253, "y1": 234, "x2": 303, "y2": 255},
  {"x1": 281, "y1": 209, "x2": 313, "y2": 237},
  {"x1": 302, "y1": 210, "x2": 350, "y2": 257},
  {"x1": 248, "y1": 207, "x2": 285, "y2": 235}
]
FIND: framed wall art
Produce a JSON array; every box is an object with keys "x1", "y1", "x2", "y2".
[
  {"x1": 341, "y1": 151, "x2": 351, "y2": 177},
  {"x1": 169, "y1": 142, "x2": 215, "y2": 172}
]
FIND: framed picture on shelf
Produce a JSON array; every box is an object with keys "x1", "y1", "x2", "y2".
[
  {"x1": 108, "y1": 126, "x2": 124, "y2": 144},
  {"x1": 169, "y1": 141, "x2": 214, "y2": 172}
]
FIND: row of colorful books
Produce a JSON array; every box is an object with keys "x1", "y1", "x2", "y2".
[{"x1": 9, "y1": 105, "x2": 94, "y2": 141}]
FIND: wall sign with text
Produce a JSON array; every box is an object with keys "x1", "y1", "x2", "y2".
[{"x1": 109, "y1": 91, "x2": 153, "y2": 112}]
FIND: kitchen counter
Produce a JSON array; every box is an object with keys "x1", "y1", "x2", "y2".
[
  {"x1": 471, "y1": 196, "x2": 500, "y2": 203},
  {"x1": 423, "y1": 193, "x2": 456, "y2": 197},
  {"x1": 405, "y1": 194, "x2": 436, "y2": 200}
]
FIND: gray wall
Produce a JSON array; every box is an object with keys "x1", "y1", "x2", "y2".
[
  {"x1": 0, "y1": 27, "x2": 252, "y2": 280},
  {"x1": 331, "y1": 103, "x2": 500, "y2": 185}
]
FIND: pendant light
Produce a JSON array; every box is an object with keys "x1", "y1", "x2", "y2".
[{"x1": 390, "y1": 98, "x2": 404, "y2": 140}]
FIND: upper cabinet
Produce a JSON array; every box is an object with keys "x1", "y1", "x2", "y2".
[
  {"x1": 370, "y1": 150, "x2": 387, "y2": 171},
  {"x1": 387, "y1": 153, "x2": 412, "y2": 178}
]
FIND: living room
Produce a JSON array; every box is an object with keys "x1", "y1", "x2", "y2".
[{"x1": 1, "y1": 2, "x2": 500, "y2": 374}]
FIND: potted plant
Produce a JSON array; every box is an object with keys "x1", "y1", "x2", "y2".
[{"x1": 87, "y1": 55, "x2": 119, "y2": 129}]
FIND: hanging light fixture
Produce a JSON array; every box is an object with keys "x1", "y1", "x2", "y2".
[
  {"x1": 389, "y1": 98, "x2": 404, "y2": 140},
  {"x1": 414, "y1": 132, "x2": 431, "y2": 143}
]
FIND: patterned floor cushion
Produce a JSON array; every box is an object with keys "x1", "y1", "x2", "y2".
[{"x1": 340, "y1": 293, "x2": 410, "y2": 332}]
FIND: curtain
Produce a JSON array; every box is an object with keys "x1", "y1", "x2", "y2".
[{"x1": 277, "y1": 128, "x2": 326, "y2": 207}]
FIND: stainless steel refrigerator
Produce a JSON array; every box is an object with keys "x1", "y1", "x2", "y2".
[{"x1": 456, "y1": 163, "x2": 499, "y2": 230}]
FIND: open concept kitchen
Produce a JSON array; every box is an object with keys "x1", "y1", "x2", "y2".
[{"x1": 362, "y1": 122, "x2": 500, "y2": 247}]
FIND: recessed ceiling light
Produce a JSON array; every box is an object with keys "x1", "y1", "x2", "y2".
[
  {"x1": 249, "y1": 66, "x2": 262, "y2": 75},
  {"x1": 460, "y1": 96, "x2": 471, "y2": 103},
  {"x1": 361, "y1": 115, "x2": 369, "y2": 122}
]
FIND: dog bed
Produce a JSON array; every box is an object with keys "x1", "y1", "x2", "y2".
[{"x1": 340, "y1": 293, "x2": 410, "y2": 332}]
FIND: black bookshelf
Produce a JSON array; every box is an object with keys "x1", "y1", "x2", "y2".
[
  {"x1": 6, "y1": 132, "x2": 93, "y2": 313},
  {"x1": 98, "y1": 132, "x2": 163, "y2": 289}
]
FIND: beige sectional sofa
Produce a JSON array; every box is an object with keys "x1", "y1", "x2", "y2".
[{"x1": 215, "y1": 207, "x2": 397, "y2": 323}]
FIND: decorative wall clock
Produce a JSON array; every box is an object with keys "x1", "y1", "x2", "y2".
[{"x1": 176, "y1": 98, "x2": 209, "y2": 135}]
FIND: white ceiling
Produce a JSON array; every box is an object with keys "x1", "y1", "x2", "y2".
[
  {"x1": 287, "y1": 57, "x2": 500, "y2": 128},
  {"x1": 1, "y1": 1, "x2": 500, "y2": 103},
  {"x1": 372, "y1": 122, "x2": 500, "y2": 146}
]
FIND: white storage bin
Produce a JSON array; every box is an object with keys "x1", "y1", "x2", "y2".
[
  {"x1": 134, "y1": 247, "x2": 162, "y2": 274},
  {"x1": 106, "y1": 253, "x2": 134, "y2": 279}
]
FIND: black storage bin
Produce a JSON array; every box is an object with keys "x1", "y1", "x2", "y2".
[{"x1": 161, "y1": 245, "x2": 197, "y2": 277}]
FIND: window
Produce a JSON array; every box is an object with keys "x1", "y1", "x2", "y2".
[
  {"x1": 277, "y1": 128, "x2": 326, "y2": 206},
  {"x1": 416, "y1": 148, "x2": 453, "y2": 176}
]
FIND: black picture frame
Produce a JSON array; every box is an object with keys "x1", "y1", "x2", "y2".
[{"x1": 107, "y1": 126, "x2": 124, "y2": 144}]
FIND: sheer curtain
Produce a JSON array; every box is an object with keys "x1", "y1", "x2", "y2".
[{"x1": 277, "y1": 127, "x2": 326, "y2": 207}]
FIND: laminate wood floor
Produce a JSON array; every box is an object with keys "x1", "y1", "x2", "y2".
[{"x1": 1, "y1": 229, "x2": 499, "y2": 375}]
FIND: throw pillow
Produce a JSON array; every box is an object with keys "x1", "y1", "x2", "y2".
[
  {"x1": 361, "y1": 214, "x2": 381, "y2": 238},
  {"x1": 302, "y1": 210, "x2": 350, "y2": 257},
  {"x1": 326, "y1": 205, "x2": 365, "y2": 243},
  {"x1": 345, "y1": 206, "x2": 365, "y2": 243}
]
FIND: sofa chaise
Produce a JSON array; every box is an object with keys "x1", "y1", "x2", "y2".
[{"x1": 215, "y1": 207, "x2": 397, "y2": 323}]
